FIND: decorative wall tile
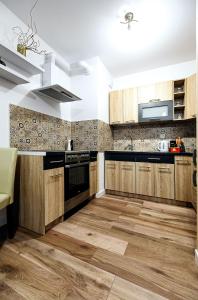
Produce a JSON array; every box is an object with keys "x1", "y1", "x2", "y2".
[
  {"x1": 10, "y1": 105, "x2": 71, "y2": 150},
  {"x1": 113, "y1": 120, "x2": 196, "y2": 152},
  {"x1": 71, "y1": 119, "x2": 113, "y2": 151}
]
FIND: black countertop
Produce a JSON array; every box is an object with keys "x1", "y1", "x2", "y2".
[
  {"x1": 105, "y1": 151, "x2": 193, "y2": 156},
  {"x1": 105, "y1": 151, "x2": 193, "y2": 164}
]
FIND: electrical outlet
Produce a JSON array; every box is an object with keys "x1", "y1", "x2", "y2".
[{"x1": 160, "y1": 134, "x2": 166, "y2": 139}]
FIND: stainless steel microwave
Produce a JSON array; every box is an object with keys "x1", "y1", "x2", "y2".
[{"x1": 138, "y1": 100, "x2": 173, "y2": 123}]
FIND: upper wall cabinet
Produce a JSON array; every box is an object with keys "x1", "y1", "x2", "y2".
[
  {"x1": 109, "y1": 88, "x2": 138, "y2": 125},
  {"x1": 137, "y1": 81, "x2": 173, "y2": 103},
  {"x1": 185, "y1": 74, "x2": 196, "y2": 119}
]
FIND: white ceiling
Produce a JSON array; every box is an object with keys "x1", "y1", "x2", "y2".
[{"x1": 1, "y1": 0, "x2": 196, "y2": 77}]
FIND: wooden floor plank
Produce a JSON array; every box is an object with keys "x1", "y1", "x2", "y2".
[
  {"x1": 107, "y1": 276, "x2": 168, "y2": 300},
  {"x1": 0, "y1": 194, "x2": 197, "y2": 300},
  {"x1": 3, "y1": 232, "x2": 115, "y2": 300},
  {"x1": 53, "y1": 222, "x2": 128, "y2": 255}
]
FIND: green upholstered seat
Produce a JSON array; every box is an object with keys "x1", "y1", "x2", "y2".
[
  {"x1": 0, "y1": 148, "x2": 17, "y2": 210},
  {"x1": 0, "y1": 193, "x2": 10, "y2": 209}
]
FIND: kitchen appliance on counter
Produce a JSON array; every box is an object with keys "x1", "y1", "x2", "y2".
[
  {"x1": 158, "y1": 140, "x2": 169, "y2": 152},
  {"x1": 65, "y1": 139, "x2": 74, "y2": 151},
  {"x1": 64, "y1": 151, "x2": 90, "y2": 215},
  {"x1": 138, "y1": 100, "x2": 173, "y2": 123}
]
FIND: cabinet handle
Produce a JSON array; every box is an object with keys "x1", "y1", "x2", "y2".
[
  {"x1": 158, "y1": 167, "x2": 170, "y2": 170},
  {"x1": 139, "y1": 166, "x2": 151, "y2": 170},
  {"x1": 50, "y1": 174, "x2": 63, "y2": 178},
  {"x1": 125, "y1": 120, "x2": 135, "y2": 123},
  {"x1": 121, "y1": 167, "x2": 133, "y2": 170},
  {"x1": 176, "y1": 161, "x2": 191, "y2": 165},
  {"x1": 148, "y1": 158, "x2": 160, "y2": 161}
]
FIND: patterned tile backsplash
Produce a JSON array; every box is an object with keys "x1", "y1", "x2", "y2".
[
  {"x1": 10, "y1": 105, "x2": 113, "y2": 151},
  {"x1": 71, "y1": 119, "x2": 113, "y2": 151},
  {"x1": 10, "y1": 105, "x2": 71, "y2": 151},
  {"x1": 113, "y1": 120, "x2": 196, "y2": 152},
  {"x1": 10, "y1": 105, "x2": 196, "y2": 152}
]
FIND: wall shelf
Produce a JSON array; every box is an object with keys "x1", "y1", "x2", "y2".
[
  {"x1": 0, "y1": 64, "x2": 29, "y2": 84},
  {"x1": 0, "y1": 43, "x2": 45, "y2": 76}
]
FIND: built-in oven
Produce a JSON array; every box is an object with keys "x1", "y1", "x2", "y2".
[
  {"x1": 138, "y1": 100, "x2": 173, "y2": 123},
  {"x1": 64, "y1": 151, "x2": 90, "y2": 214}
]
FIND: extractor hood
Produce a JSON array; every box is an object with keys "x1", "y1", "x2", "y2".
[
  {"x1": 33, "y1": 53, "x2": 85, "y2": 103},
  {"x1": 34, "y1": 84, "x2": 81, "y2": 102}
]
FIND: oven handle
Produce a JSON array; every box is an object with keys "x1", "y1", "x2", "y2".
[{"x1": 65, "y1": 161, "x2": 90, "y2": 168}]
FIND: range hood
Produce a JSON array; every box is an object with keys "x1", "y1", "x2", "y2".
[
  {"x1": 33, "y1": 53, "x2": 84, "y2": 103},
  {"x1": 34, "y1": 84, "x2": 81, "y2": 102}
]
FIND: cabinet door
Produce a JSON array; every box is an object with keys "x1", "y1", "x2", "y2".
[
  {"x1": 137, "y1": 84, "x2": 156, "y2": 103},
  {"x1": 138, "y1": 81, "x2": 173, "y2": 103},
  {"x1": 90, "y1": 162, "x2": 97, "y2": 196},
  {"x1": 175, "y1": 157, "x2": 193, "y2": 202},
  {"x1": 136, "y1": 163, "x2": 155, "y2": 196},
  {"x1": 155, "y1": 81, "x2": 173, "y2": 100},
  {"x1": 105, "y1": 160, "x2": 120, "y2": 191},
  {"x1": 155, "y1": 164, "x2": 175, "y2": 199},
  {"x1": 44, "y1": 168, "x2": 64, "y2": 226},
  {"x1": 123, "y1": 88, "x2": 138, "y2": 123},
  {"x1": 120, "y1": 162, "x2": 136, "y2": 193},
  {"x1": 185, "y1": 74, "x2": 196, "y2": 119},
  {"x1": 109, "y1": 90, "x2": 123, "y2": 124}
]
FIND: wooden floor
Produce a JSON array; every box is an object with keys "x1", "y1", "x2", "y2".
[{"x1": 0, "y1": 195, "x2": 198, "y2": 299}]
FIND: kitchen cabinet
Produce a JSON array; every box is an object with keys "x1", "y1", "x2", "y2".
[
  {"x1": 109, "y1": 88, "x2": 138, "y2": 124},
  {"x1": 185, "y1": 74, "x2": 196, "y2": 119},
  {"x1": 105, "y1": 160, "x2": 120, "y2": 191},
  {"x1": 137, "y1": 81, "x2": 173, "y2": 103},
  {"x1": 89, "y1": 161, "x2": 97, "y2": 196},
  {"x1": 119, "y1": 162, "x2": 136, "y2": 193},
  {"x1": 155, "y1": 164, "x2": 175, "y2": 199},
  {"x1": 135, "y1": 163, "x2": 155, "y2": 196},
  {"x1": 175, "y1": 156, "x2": 193, "y2": 202},
  {"x1": 19, "y1": 155, "x2": 64, "y2": 234},
  {"x1": 109, "y1": 90, "x2": 123, "y2": 124},
  {"x1": 123, "y1": 88, "x2": 138, "y2": 123},
  {"x1": 44, "y1": 168, "x2": 64, "y2": 226}
]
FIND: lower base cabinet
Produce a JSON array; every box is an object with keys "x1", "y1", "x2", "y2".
[
  {"x1": 175, "y1": 156, "x2": 193, "y2": 202},
  {"x1": 105, "y1": 160, "x2": 187, "y2": 201},
  {"x1": 89, "y1": 162, "x2": 97, "y2": 196},
  {"x1": 136, "y1": 163, "x2": 155, "y2": 196},
  {"x1": 155, "y1": 163, "x2": 175, "y2": 199},
  {"x1": 105, "y1": 160, "x2": 120, "y2": 191},
  {"x1": 119, "y1": 162, "x2": 136, "y2": 193}
]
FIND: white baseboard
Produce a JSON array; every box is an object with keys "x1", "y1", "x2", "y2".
[
  {"x1": 195, "y1": 249, "x2": 198, "y2": 266},
  {"x1": 96, "y1": 189, "x2": 105, "y2": 198}
]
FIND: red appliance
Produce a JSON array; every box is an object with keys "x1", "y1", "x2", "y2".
[{"x1": 169, "y1": 147, "x2": 181, "y2": 153}]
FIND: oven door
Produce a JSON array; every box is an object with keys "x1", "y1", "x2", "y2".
[{"x1": 64, "y1": 162, "x2": 89, "y2": 200}]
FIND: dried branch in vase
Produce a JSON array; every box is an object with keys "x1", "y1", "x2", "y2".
[{"x1": 12, "y1": 0, "x2": 46, "y2": 56}]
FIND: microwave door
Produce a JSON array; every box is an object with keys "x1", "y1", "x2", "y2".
[{"x1": 138, "y1": 100, "x2": 173, "y2": 122}]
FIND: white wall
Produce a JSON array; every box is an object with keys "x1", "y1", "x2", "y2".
[
  {"x1": 113, "y1": 60, "x2": 196, "y2": 90},
  {"x1": 71, "y1": 57, "x2": 112, "y2": 123},
  {"x1": 0, "y1": 2, "x2": 71, "y2": 148}
]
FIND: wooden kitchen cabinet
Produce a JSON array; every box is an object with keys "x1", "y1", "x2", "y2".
[
  {"x1": 109, "y1": 88, "x2": 138, "y2": 124},
  {"x1": 105, "y1": 160, "x2": 120, "y2": 191},
  {"x1": 89, "y1": 161, "x2": 97, "y2": 196},
  {"x1": 119, "y1": 162, "x2": 136, "y2": 193},
  {"x1": 175, "y1": 156, "x2": 193, "y2": 202},
  {"x1": 155, "y1": 164, "x2": 175, "y2": 199},
  {"x1": 19, "y1": 155, "x2": 64, "y2": 234},
  {"x1": 137, "y1": 81, "x2": 173, "y2": 103},
  {"x1": 123, "y1": 88, "x2": 138, "y2": 123},
  {"x1": 136, "y1": 163, "x2": 155, "y2": 196},
  {"x1": 44, "y1": 168, "x2": 64, "y2": 226},
  {"x1": 109, "y1": 90, "x2": 123, "y2": 124},
  {"x1": 185, "y1": 74, "x2": 196, "y2": 119}
]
